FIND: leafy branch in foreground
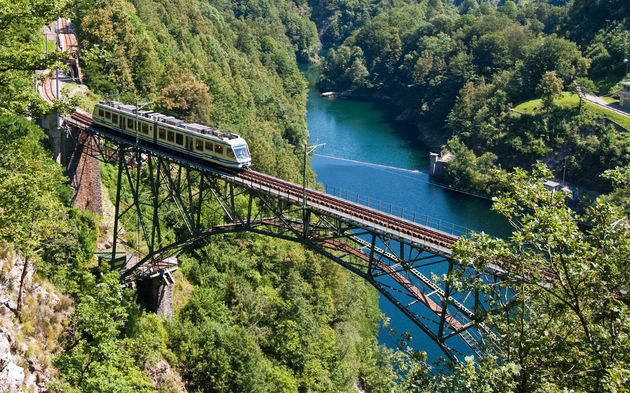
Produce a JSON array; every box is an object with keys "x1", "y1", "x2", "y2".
[
  {"x1": 0, "y1": 0, "x2": 71, "y2": 116},
  {"x1": 448, "y1": 163, "x2": 630, "y2": 392}
]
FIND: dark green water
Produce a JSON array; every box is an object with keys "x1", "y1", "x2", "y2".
[{"x1": 302, "y1": 65, "x2": 512, "y2": 361}]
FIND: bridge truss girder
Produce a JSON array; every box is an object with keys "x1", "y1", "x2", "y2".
[{"x1": 78, "y1": 126, "x2": 500, "y2": 363}]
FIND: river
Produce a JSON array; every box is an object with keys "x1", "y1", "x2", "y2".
[{"x1": 302, "y1": 65, "x2": 512, "y2": 362}]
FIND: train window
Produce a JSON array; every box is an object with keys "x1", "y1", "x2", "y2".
[
  {"x1": 105, "y1": 111, "x2": 111, "y2": 120},
  {"x1": 227, "y1": 149, "x2": 234, "y2": 158},
  {"x1": 175, "y1": 133, "x2": 183, "y2": 145},
  {"x1": 205, "y1": 141, "x2": 213, "y2": 151},
  {"x1": 112, "y1": 114, "x2": 118, "y2": 124},
  {"x1": 127, "y1": 118, "x2": 134, "y2": 130},
  {"x1": 215, "y1": 145, "x2": 223, "y2": 154},
  {"x1": 159, "y1": 128, "x2": 166, "y2": 140},
  {"x1": 167, "y1": 130, "x2": 174, "y2": 142},
  {"x1": 141, "y1": 123, "x2": 149, "y2": 134},
  {"x1": 196, "y1": 139, "x2": 204, "y2": 151},
  {"x1": 98, "y1": 109, "x2": 104, "y2": 118}
]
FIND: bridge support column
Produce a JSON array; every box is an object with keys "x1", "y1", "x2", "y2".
[
  {"x1": 38, "y1": 113, "x2": 65, "y2": 163},
  {"x1": 136, "y1": 275, "x2": 174, "y2": 318},
  {"x1": 65, "y1": 127, "x2": 102, "y2": 214}
]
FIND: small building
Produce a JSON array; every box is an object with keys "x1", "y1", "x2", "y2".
[
  {"x1": 543, "y1": 180, "x2": 561, "y2": 192},
  {"x1": 429, "y1": 152, "x2": 454, "y2": 177},
  {"x1": 94, "y1": 248, "x2": 178, "y2": 316},
  {"x1": 543, "y1": 180, "x2": 573, "y2": 199},
  {"x1": 619, "y1": 82, "x2": 630, "y2": 109}
]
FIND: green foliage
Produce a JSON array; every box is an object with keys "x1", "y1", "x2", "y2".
[
  {"x1": 520, "y1": 34, "x2": 587, "y2": 95},
  {"x1": 443, "y1": 137, "x2": 499, "y2": 196},
  {"x1": 309, "y1": 0, "x2": 424, "y2": 47},
  {"x1": 167, "y1": 232, "x2": 387, "y2": 392},
  {"x1": 447, "y1": 164, "x2": 630, "y2": 392},
  {"x1": 0, "y1": 114, "x2": 95, "y2": 295},
  {"x1": 75, "y1": 0, "x2": 317, "y2": 179},
  {"x1": 319, "y1": 1, "x2": 590, "y2": 130},
  {"x1": 54, "y1": 273, "x2": 155, "y2": 392},
  {"x1": 601, "y1": 161, "x2": 630, "y2": 212},
  {"x1": 0, "y1": 0, "x2": 70, "y2": 116}
]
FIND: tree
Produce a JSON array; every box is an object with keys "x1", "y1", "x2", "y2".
[
  {"x1": 158, "y1": 69, "x2": 212, "y2": 124},
  {"x1": 472, "y1": 33, "x2": 510, "y2": 77},
  {"x1": 0, "y1": 115, "x2": 69, "y2": 320},
  {"x1": 449, "y1": 164, "x2": 630, "y2": 392},
  {"x1": 537, "y1": 70, "x2": 563, "y2": 112},
  {"x1": 498, "y1": 1, "x2": 517, "y2": 19},
  {"x1": 54, "y1": 273, "x2": 154, "y2": 392},
  {"x1": 521, "y1": 35, "x2": 587, "y2": 95},
  {"x1": 0, "y1": 0, "x2": 70, "y2": 115}
]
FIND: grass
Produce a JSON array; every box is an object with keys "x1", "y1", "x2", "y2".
[
  {"x1": 601, "y1": 96, "x2": 619, "y2": 104},
  {"x1": 62, "y1": 82, "x2": 102, "y2": 112},
  {"x1": 513, "y1": 92, "x2": 579, "y2": 114},
  {"x1": 513, "y1": 92, "x2": 630, "y2": 130},
  {"x1": 583, "y1": 102, "x2": 630, "y2": 129}
]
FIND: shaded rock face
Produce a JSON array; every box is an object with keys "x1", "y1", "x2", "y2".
[{"x1": 0, "y1": 246, "x2": 70, "y2": 392}]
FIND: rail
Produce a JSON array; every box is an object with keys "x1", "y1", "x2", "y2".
[{"x1": 68, "y1": 111, "x2": 460, "y2": 254}]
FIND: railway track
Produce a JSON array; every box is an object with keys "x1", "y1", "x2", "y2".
[
  {"x1": 41, "y1": 74, "x2": 57, "y2": 102},
  {"x1": 238, "y1": 170, "x2": 458, "y2": 248},
  {"x1": 69, "y1": 111, "x2": 457, "y2": 249},
  {"x1": 59, "y1": 18, "x2": 78, "y2": 54}
]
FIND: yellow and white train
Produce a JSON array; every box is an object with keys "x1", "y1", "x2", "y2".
[{"x1": 93, "y1": 101, "x2": 252, "y2": 169}]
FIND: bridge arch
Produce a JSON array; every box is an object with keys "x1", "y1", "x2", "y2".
[{"x1": 67, "y1": 113, "x2": 502, "y2": 362}]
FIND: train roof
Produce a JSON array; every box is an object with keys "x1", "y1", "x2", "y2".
[{"x1": 97, "y1": 101, "x2": 240, "y2": 141}]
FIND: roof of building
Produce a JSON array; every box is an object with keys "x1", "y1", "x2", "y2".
[{"x1": 543, "y1": 180, "x2": 561, "y2": 188}]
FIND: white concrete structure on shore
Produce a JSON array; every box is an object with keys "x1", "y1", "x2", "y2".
[{"x1": 619, "y1": 82, "x2": 630, "y2": 109}]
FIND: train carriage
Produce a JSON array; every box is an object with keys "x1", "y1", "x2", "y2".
[{"x1": 93, "y1": 101, "x2": 252, "y2": 169}]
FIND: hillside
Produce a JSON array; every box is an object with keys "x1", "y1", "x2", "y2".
[
  {"x1": 1, "y1": 0, "x2": 630, "y2": 392},
  {"x1": 0, "y1": 0, "x2": 402, "y2": 392},
  {"x1": 317, "y1": 0, "x2": 630, "y2": 194}
]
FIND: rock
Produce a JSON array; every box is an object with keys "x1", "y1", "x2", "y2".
[{"x1": 0, "y1": 362, "x2": 25, "y2": 392}]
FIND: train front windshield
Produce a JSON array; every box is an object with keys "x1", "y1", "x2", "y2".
[{"x1": 234, "y1": 145, "x2": 250, "y2": 161}]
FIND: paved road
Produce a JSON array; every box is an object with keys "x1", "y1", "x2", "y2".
[{"x1": 583, "y1": 93, "x2": 630, "y2": 118}]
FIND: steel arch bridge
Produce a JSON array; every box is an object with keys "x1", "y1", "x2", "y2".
[{"x1": 66, "y1": 111, "x2": 505, "y2": 362}]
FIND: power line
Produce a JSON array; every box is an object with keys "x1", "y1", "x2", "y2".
[{"x1": 313, "y1": 154, "x2": 494, "y2": 201}]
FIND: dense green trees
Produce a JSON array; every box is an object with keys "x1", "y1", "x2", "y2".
[
  {"x1": 0, "y1": 0, "x2": 69, "y2": 115},
  {"x1": 445, "y1": 164, "x2": 630, "y2": 392},
  {"x1": 74, "y1": 0, "x2": 317, "y2": 179},
  {"x1": 166, "y1": 233, "x2": 390, "y2": 392}
]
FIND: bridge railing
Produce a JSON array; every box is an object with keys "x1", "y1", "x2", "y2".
[{"x1": 322, "y1": 183, "x2": 473, "y2": 237}]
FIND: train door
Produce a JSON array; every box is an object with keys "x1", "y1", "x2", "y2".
[
  {"x1": 119, "y1": 115, "x2": 125, "y2": 130},
  {"x1": 185, "y1": 136, "x2": 194, "y2": 152}
]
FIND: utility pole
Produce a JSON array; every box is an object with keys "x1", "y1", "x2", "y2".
[{"x1": 299, "y1": 138, "x2": 324, "y2": 238}]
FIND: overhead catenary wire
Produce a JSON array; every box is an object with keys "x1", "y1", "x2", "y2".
[{"x1": 313, "y1": 154, "x2": 495, "y2": 201}]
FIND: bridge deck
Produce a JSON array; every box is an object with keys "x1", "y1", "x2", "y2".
[{"x1": 69, "y1": 111, "x2": 459, "y2": 256}]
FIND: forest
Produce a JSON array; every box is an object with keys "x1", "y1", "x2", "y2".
[
  {"x1": 317, "y1": 0, "x2": 630, "y2": 195},
  {"x1": 0, "y1": 0, "x2": 629, "y2": 392}
]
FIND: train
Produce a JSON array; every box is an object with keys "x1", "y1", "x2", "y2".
[{"x1": 92, "y1": 101, "x2": 252, "y2": 169}]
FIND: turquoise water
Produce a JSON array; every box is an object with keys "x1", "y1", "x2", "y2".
[{"x1": 304, "y1": 71, "x2": 512, "y2": 362}]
